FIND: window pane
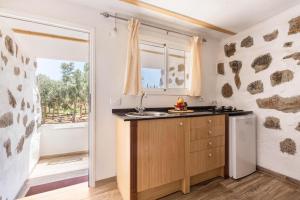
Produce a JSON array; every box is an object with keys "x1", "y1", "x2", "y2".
[
  {"x1": 167, "y1": 48, "x2": 186, "y2": 89},
  {"x1": 140, "y1": 43, "x2": 165, "y2": 89}
]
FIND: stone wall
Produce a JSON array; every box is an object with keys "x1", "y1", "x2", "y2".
[
  {"x1": 0, "y1": 22, "x2": 41, "y2": 200},
  {"x1": 217, "y1": 5, "x2": 300, "y2": 180}
]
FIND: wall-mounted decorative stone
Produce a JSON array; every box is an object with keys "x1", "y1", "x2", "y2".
[
  {"x1": 217, "y1": 63, "x2": 224, "y2": 75},
  {"x1": 263, "y1": 30, "x2": 279, "y2": 42},
  {"x1": 169, "y1": 67, "x2": 174, "y2": 71},
  {"x1": 264, "y1": 117, "x2": 281, "y2": 129},
  {"x1": 178, "y1": 64, "x2": 185, "y2": 72},
  {"x1": 1, "y1": 52, "x2": 8, "y2": 66},
  {"x1": 21, "y1": 98, "x2": 25, "y2": 111},
  {"x1": 222, "y1": 83, "x2": 233, "y2": 98},
  {"x1": 229, "y1": 60, "x2": 242, "y2": 74},
  {"x1": 270, "y1": 70, "x2": 294, "y2": 86},
  {"x1": 234, "y1": 74, "x2": 241, "y2": 89},
  {"x1": 25, "y1": 57, "x2": 30, "y2": 65},
  {"x1": 32, "y1": 105, "x2": 35, "y2": 113},
  {"x1": 5, "y1": 35, "x2": 14, "y2": 56},
  {"x1": 17, "y1": 84, "x2": 22, "y2": 92},
  {"x1": 16, "y1": 136, "x2": 25, "y2": 154},
  {"x1": 280, "y1": 138, "x2": 296, "y2": 155},
  {"x1": 240, "y1": 36, "x2": 253, "y2": 48},
  {"x1": 14, "y1": 67, "x2": 20, "y2": 76},
  {"x1": 229, "y1": 60, "x2": 242, "y2": 89},
  {"x1": 257, "y1": 95, "x2": 300, "y2": 113},
  {"x1": 25, "y1": 121, "x2": 35, "y2": 138},
  {"x1": 23, "y1": 115, "x2": 28, "y2": 127},
  {"x1": 283, "y1": 42, "x2": 293, "y2": 47},
  {"x1": 224, "y1": 43, "x2": 236, "y2": 57},
  {"x1": 17, "y1": 113, "x2": 20, "y2": 124},
  {"x1": 283, "y1": 52, "x2": 300, "y2": 65},
  {"x1": 247, "y1": 80, "x2": 264, "y2": 95},
  {"x1": 175, "y1": 78, "x2": 184, "y2": 86},
  {"x1": 288, "y1": 16, "x2": 300, "y2": 35},
  {"x1": 251, "y1": 53, "x2": 272, "y2": 73},
  {"x1": 8, "y1": 90, "x2": 16, "y2": 108},
  {"x1": 0, "y1": 112, "x2": 13, "y2": 128},
  {"x1": 3, "y1": 138, "x2": 12, "y2": 158},
  {"x1": 15, "y1": 44, "x2": 18, "y2": 58},
  {"x1": 295, "y1": 123, "x2": 300, "y2": 132}
]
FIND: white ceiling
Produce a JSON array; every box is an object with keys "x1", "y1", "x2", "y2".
[
  {"x1": 141, "y1": 0, "x2": 300, "y2": 32},
  {"x1": 64, "y1": 0, "x2": 300, "y2": 35}
]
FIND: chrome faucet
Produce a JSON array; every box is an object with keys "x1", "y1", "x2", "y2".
[{"x1": 135, "y1": 91, "x2": 146, "y2": 114}]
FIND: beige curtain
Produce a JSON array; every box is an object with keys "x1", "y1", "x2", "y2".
[
  {"x1": 188, "y1": 36, "x2": 202, "y2": 97},
  {"x1": 123, "y1": 18, "x2": 141, "y2": 95}
]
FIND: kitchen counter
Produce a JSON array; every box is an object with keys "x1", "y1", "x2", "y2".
[{"x1": 112, "y1": 106, "x2": 253, "y2": 121}]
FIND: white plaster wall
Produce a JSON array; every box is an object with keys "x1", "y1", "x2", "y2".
[
  {"x1": 39, "y1": 123, "x2": 88, "y2": 156},
  {"x1": 217, "y1": 4, "x2": 300, "y2": 180},
  {"x1": 0, "y1": 0, "x2": 220, "y2": 181},
  {"x1": 0, "y1": 22, "x2": 41, "y2": 200}
]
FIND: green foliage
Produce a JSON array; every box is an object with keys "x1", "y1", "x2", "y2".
[{"x1": 38, "y1": 62, "x2": 89, "y2": 124}]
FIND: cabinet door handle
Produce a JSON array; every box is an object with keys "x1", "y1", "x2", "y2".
[
  {"x1": 179, "y1": 122, "x2": 183, "y2": 126},
  {"x1": 208, "y1": 153, "x2": 213, "y2": 157},
  {"x1": 208, "y1": 119, "x2": 212, "y2": 123},
  {"x1": 208, "y1": 141, "x2": 212, "y2": 146},
  {"x1": 208, "y1": 130, "x2": 212, "y2": 135}
]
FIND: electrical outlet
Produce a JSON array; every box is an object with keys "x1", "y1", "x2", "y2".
[
  {"x1": 110, "y1": 97, "x2": 122, "y2": 106},
  {"x1": 199, "y1": 97, "x2": 204, "y2": 102}
]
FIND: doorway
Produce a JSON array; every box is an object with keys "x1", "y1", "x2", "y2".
[{"x1": 0, "y1": 12, "x2": 95, "y2": 198}]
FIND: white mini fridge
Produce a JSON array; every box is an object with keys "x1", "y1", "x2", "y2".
[{"x1": 229, "y1": 114, "x2": 256, "y2": 179}]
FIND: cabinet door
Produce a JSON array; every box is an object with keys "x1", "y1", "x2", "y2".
[
  {"x1": 137, "y1": 118, "x2": 189, "y2": 192},
  {"x1": 190, "y1": 147, "x2": 225, "y2": 176}
]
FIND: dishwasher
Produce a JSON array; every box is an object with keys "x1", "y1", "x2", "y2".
[{"x1": 229, "y1": 114, "x2": 257, "y2": 179}]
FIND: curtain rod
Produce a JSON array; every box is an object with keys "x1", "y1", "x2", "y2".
[{"x1": 100, "y1": 12, "x2": 207, "y2": 42}]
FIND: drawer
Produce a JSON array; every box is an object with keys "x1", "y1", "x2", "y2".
[
  {"x1": 190, "y1": 136, "x2": 225, "y2": 152},
  {"x1": 190, "y1": 115, "x2": 225, "y2": 141},
  {"x1": 190, "y1": 147, "x2": 225, "y2": 176}
]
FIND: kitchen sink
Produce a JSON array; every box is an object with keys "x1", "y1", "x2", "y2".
[{"x1": 125, "y1": 111, "x2": 170, "y2": 118}]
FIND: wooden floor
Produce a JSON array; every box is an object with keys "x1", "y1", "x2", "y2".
[{"x1": 20, "y1": 172, "x2": 300, "y2": 200}]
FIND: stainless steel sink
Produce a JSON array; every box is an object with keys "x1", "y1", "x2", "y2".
[{"x1": 125, "y1": 111, "x2": 170, "y2": 118}]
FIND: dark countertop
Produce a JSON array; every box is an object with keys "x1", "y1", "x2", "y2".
[{"x1": 112, "y1": 106, "x2": 253, "y2": 121}]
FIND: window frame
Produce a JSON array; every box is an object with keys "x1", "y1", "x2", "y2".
[{"x1": 140, "y1": 39, "x2": 190, "y2": 96}]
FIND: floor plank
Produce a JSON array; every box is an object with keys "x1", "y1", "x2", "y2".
[{"x1": 20, "y1": 172, "x2": 300, "y2": 200}]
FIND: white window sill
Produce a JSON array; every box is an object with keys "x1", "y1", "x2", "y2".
[{"x1": 40, "y1": 122, "x2": 88, "y2": 130}]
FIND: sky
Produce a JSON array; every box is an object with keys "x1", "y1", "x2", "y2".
[{"x1": 36, "y1": 58, "x2": 86, "y2": 80}]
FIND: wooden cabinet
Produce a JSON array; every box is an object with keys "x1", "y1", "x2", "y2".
[
  {"x1": 116, "y1": 114, "x2": 226, "y2": 200},
  {"x1": 137, "y1": 118, "x2": 189, "y2": 192}
]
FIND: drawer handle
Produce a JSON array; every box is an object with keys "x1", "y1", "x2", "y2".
[
  {"x1": 208, "y1": 119, "x2": 212, "y2": 123},
  {"x1": 179, "y1": 122, "x2": 183, "y2": 126},
  {"x1": 208, "y1": 141, "x2": 213, "y2": 146},
  {"x1": 208, "y1": 153, "x2": 213, "y2": 157},
  {"x1": 208, "y1": 130, "x2": 212, "y2": 135}
]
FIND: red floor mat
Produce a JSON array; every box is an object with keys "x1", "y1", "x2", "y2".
[{"x1": 26, "y1": 175, "x2": 88, "y2": 196}]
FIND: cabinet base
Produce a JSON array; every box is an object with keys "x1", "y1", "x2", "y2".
[
  {"x1": 191, "y1": 167, "x2": 225, "y2": 186},
  {"x1": 137, "y1": 180, "x2": 182, "y2": 200}
]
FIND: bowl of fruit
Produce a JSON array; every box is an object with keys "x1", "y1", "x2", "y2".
[
  {"x1": 168, "y1": 97, "x2": 194, "y2": 113},
  {"x1": 175, "y1": 97, "x2": 187, "y2": 111}
]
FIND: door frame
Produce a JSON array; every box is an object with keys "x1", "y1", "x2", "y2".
[{"x1": 0, "y1": 9, "x2": 97, "y2": 187}]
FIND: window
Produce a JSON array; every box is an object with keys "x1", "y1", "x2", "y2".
[{"x1": 140, "y1": 41, "x2": 190, "y2": 94}]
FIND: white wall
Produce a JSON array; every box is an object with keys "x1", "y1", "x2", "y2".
[
  {"x1": 0, "y1": 21, "x2": 41, "y2": 200},
  {"x1": 217, "y1": 4, "x2": 300, "y2": 180},
  {"x1": 39, "y1": 123, "x2": 88, "y2": 156},
  {"x1": 0, "y1": 0, "x2": 220, "y2": 181}
]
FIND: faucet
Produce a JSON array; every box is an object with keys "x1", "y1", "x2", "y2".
[{"x1": 135, "y1": 91, "x2": 146, "y2": 114}]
